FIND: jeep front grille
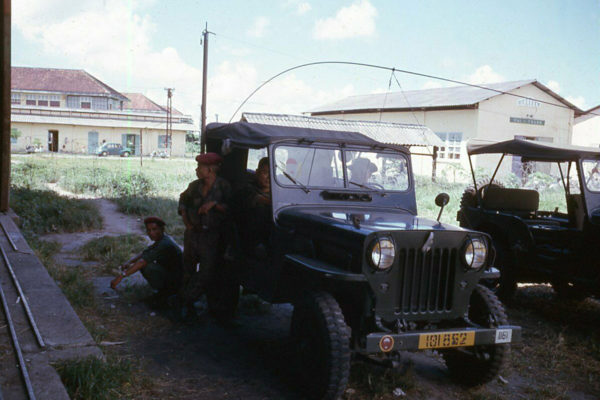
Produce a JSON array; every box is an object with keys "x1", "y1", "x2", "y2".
[{"x1": 397, "y1": 248, "x2": 456, "y2": 314}]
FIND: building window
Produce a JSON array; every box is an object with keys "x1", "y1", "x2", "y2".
[
  {"x1": 50, "y1": 101, "x2": 60, "y2": 107},
  {"x1": 67, "y1": 96, "x2": 78, "y2": 108},
  {"x1": 11, "y1": 93, "x2": 20, "y2": 105},
  {"x1": 92, "y1": 97, "x2": 108, "y2": 110},
  {"x1": 81, "y1": 102, "x2": 91, "y2": 109},
  {"x1": 80, "y1": 96, "x2": 92, "y2": 109},
  {"x1": 435, "y1": 132, "x2": 463, "y2": 160},
  {"x1": 158, "y1": 135, "x2": 172, "y2": 148},
  {"x1": 26, "y1": 94, "x2": 36, "y2": 106}
]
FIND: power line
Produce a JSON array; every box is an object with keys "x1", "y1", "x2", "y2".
[{"x1": 229, "y1": 61, "x2": 598, "y2": 122}]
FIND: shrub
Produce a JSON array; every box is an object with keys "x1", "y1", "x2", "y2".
[
  {"x1": 79, "y1": 234, "x2": 146, "y2": 271},
  {"x1": 10, "y1": 188, "x2": 102, "y2": 235}
]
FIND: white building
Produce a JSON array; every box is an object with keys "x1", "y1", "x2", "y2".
[
  {"x1": 572, "y1": 105, "x2": 600, "y2": 148},
  {"x1": 10, "y1": 67, "x2": 195, "y2": 156},
  {"x1": 308, "y1": 80, "x2": 583, "y2": 179}
]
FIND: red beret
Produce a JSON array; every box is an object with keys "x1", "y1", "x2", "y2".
[
  {"x1": 144, "y1": 216, "x2": 166, "y2": 227},
  {"x1": 195, "y1": 152, "x2": 223, "y2": 165}
]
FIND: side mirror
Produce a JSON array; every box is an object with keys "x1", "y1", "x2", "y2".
[{"x1": 435, "y1": 193, "x2": 450, "y2": 222}]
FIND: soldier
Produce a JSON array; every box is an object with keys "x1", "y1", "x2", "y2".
[
  {"x1": 110, "y1": 216, "x2": 183, "y2": 307},
  {"x1": 177, "y1": 152, "x2": 231, "y2": 319}
]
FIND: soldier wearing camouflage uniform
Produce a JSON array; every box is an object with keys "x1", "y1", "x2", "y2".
[{"x1": 178, "y1": 152, "x2": 231, "y2": 317}]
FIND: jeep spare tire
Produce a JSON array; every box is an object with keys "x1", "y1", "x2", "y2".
[{"x1": 291, "y1": 292, "x2": 351, "y2": 400}]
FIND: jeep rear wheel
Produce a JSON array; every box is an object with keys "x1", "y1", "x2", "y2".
[
  {"x1": 443, "y1": 284, "x2": 509, "y2": 386},
  {"x1": 291, "y1": 292, "x2": 351, "y2": 400}
]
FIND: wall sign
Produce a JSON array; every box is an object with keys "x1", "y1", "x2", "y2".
[{"x1": 509, "y1": 117, "x2": 545, "y2": 126}]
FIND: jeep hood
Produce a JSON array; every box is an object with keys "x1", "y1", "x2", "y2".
[{"x1": 276, "y1": 206, "x2": 466, "y2": 237}]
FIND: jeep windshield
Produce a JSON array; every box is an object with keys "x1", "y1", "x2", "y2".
[{"x1": 273, "y1": 145, "x2": 409, "y2": 192}]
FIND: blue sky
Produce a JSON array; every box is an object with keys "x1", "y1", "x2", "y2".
[{"x1": 12, "y1": 0, "x2": 600, "y2": 126}]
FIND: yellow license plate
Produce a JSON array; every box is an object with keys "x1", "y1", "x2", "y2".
[{"x1": 418, "y1": 331, "x2": 475, "y2": 349}]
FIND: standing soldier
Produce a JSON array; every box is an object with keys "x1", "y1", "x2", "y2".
[{"x1": 178, "y1": 152, "x2": 231, "y2": 320}]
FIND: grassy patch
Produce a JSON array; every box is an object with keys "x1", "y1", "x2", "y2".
[
  {"x1": 46, "y1": 264, "x2": 95, "y2": 308},
  {"x1": 113, "y1": 196, "x2": 185, "y2": 242},
  {"x1": 54, "y1": 355, "x2": 137, "y2": 400},
  {"x1": 10, "y1": 187, "x2": 102, "y2": 235},
  {"x1": 79, "y1": 234, "x2": 146, "y2": 272}
]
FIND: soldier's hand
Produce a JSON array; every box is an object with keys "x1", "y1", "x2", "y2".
[
  {"x1": 110, "y1": 276, "x2": 122, "y2": 289},
  {"x1": 198, "y1": 201, "x2": 216, "y2": 215}
]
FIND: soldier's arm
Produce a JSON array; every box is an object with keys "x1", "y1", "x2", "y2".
[{"x1": 111, "y1": 258, "x2": 148, "y2": 289}]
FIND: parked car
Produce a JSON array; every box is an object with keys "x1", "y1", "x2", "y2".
[
  {"x1": 97, "y1": 143, "x2": 132, "y2": 157},
  {"x1": 458, "y1": 138, "x2": 600, "y2": 302},
  {"x1": 204, "y1": 122, "x2": 520, "y2": 399}
]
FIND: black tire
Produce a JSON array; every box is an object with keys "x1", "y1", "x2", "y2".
[
  {"x1": 206, "y1": 269, "x2": 240, "y2": 322},
  {"x1": 291, "y1": 292, "x2": 351, "y2": 400},
  {"x1": 122, "y1": 151, "x2": 130, "y2": 157},
  {"x1": 101, "y1": 151, "x2": 108, "y2": 157},
  {"x1": 551, "y1": 281, "x2": 588, "y2": 302},
  {"x1": 443, "y1": 285, "x2": 509, "y2": 386}
]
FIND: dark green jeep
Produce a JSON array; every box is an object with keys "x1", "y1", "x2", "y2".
[{"x1": 205, "y1": 122, "x2": 520, "y2": 400}]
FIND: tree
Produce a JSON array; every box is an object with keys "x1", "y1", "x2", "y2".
[{"x1": 10, "y1": 128, "x2": 22, "y2": 142}]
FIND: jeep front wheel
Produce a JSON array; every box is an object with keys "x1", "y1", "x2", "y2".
[
  {"x1": 291, "y1": 292, "x2": 351, "y2": 400},
  {"x1": 443, "y1": 285, "x2": 509, "y2": 386}
]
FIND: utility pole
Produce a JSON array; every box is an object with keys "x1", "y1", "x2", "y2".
[
  {"x1": 200, "y1": 23, "x2": 213, "y2": 154},
  {"x1": 165, "y1": 88, "x2": 174, "y2": 157}
]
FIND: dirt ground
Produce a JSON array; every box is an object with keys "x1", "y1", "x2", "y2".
[{"x1": 40, "y1": 197, "x2": 600, "y2": 400}]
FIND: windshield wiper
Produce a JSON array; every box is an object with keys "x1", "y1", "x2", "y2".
[
  {"x1": 349, "y1": 181, "x2": 385, "y2": 196},
  {"x1": 277, "y1": 163, "x2": 310, "y2": 193}
]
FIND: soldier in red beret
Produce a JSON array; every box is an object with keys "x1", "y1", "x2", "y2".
[
  {"x1": 110, "y1": 217, "x2": 183, "y2": 307},
  {"x1": 177, "y1": 152, "x2": 231, "y2": 320}
]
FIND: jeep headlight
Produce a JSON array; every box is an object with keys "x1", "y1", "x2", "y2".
[
  {"x1": 370, "y1": 237, "x2": 395, "y2": 270},
  {"x1": 463, "y1": 237, "x2": 487, "y2": 270}
]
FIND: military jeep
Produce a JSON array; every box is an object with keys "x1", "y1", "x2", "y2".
[
  {"x1": 458, "y1": 138, "x2": 600, "y2": 302},
  {"x1": 205, "y1": 122, "x2": 520, "y2": 400}
]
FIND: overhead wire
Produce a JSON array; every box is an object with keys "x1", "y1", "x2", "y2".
[{"x1": 228, "y1": 60, "x2": 599, "y2": 122}]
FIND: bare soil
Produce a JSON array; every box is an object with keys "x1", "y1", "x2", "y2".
[{"x1": 41, "y1": 198, "x2": 600, "y2": 400}]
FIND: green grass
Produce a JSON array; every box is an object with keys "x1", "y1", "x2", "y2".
[
  {"x1": 79, "y1": 234, "x2": 147, "y2": 272},
  {"x1": 46, "y1": 264, "x2": 96, "y2": 308},
  {"x1": 10, "y1": 187, "x2": 102, "y2": 235},
  {"x1": 54, "y1": 355, "x2": 137, "y2": 400},
  {"x1": 112, "y1": 196, "x2": 185, "y2": 242}
]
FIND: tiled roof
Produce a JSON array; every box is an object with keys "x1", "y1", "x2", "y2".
[
  {"x1": 122, "y1": 92, "x2": 183, "y2": 115},
  {"x1": 241, "y1": 112, "x2": 443, "y2": 147},
  {"x1": 11, "y1": 67, "x2": 127, "y2": 100},
  {"x1": 309, "y1": 80, "x2": 581, "y2": 114}
]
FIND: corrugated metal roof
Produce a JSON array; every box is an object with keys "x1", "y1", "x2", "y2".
[
  {"x1": 308, "y1": 79, "x2": 580, "y2": 114},
  {"x1": 12, "y1": 67, "x2": 128, "y2": 100},
  {"x1": 242, "y1": 112, "x2": 443, "y2": 147}
]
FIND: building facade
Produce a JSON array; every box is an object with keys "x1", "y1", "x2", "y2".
[
  {"x1": 10, "y1": 67, "x2": 194, "y2": 156},
  {"x1": 573, "y1": 105, "x2": 600, "y2": 148},
  {"x1": 309, "y1": 80, "x2": 582, "y2": 179}
]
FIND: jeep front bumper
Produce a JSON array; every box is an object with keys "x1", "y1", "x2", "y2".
[{"x1": 365, "y1": 325, "x2": 521, "y2": 353}]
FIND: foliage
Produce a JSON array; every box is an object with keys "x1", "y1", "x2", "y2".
[
  {"x1": 54, "y1": 356, "x2": 135, "y2": 400},
  {"x1": 11, "y1": 161, "x2": 61, "y2": 189},
  {"x1": 414, "y1": 175, "x2": 464, "y2": 224},
  {"x1": 10, "y1": 127, "x2": 22, "y2": 140},
  {"x1": 10, "y1": 188, "x2": 102, "y2": 235},
  {"x1": 186, "y1": 140, "x2": 201, "y2": 155},
  {"x1": 47, "y1": 264, "x2": 95, "y2": 308},
  {"x1": 79, "y1": 234, "x2": 146, "y2": 271},
  {"x1": 60, "y1": 167, "x2": 154, "y2": 197}
]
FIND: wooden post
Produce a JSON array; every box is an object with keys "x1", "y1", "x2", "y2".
[
  {"x1": 139, "y1": 128, "x2": 143, "y2": 167},
  {"x1": 0, "y1": 0, "x2": 10, "y2": 212},
  {"x1": 431, "y1": 146, "x2": 438, "y2": 183}
]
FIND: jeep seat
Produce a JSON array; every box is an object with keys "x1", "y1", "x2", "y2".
[{"x1": 482, "y1": 187, "x2": 539, "y2": 215}]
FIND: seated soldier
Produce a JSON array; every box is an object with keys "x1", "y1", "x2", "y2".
[
  {"x1": 239, "y1": 157, "x2": 272, "y2": 256},
  {"x1": 110, "y1": 216, "x2": 183, "y2": 306}
]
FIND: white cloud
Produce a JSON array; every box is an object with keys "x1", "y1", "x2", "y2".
[
  {"x1": 466, "y1": 65, "x2": 504, "y2": 84},
  {"x1": 297, "y1": 2, "x2": 312, "y2": 15},
  {"x1": 546, "y1": 80, "x2": 561, "y2": 93},
  {"x1": 247, "y1": 16, "x2": 270, "y2": 38},
  {"x1": 313, "y1": 0, "x2": 377, "y2": 40},
  {"x1": 566, "y1": 95, "x2": 586, "y2": 109}
]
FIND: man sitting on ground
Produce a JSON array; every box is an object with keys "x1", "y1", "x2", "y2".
[{"x1": 110, "y1": 216, "x2": 183, "y2": 307}]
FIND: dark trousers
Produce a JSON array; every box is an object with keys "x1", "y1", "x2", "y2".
[
  {"x1": 141, "y1": 263, "x2": 178, "y2": 294},
  {"x1": 180, "y1": 229, "x2": 222, "y2": 304}
]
